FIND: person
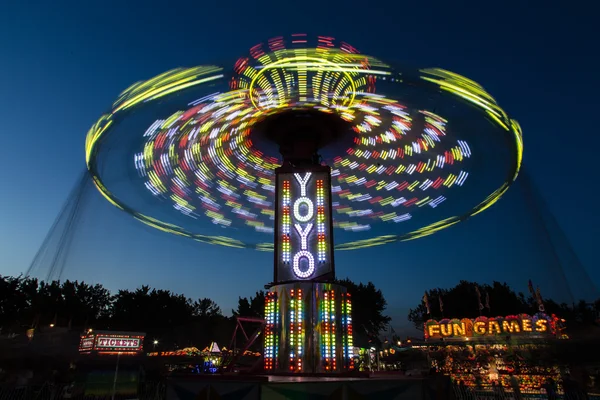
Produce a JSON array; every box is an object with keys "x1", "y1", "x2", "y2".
[
  {"x1": 580, "y1": 370, "x2": 591, "y2": 399},
  {"x1": 509, "y1": 373, "x2": 522, "y2": 400},
  {"x1": 491, "y1": 381, "x2": 501, "y2": 400},
  {"x1": 543, "y1": 377, "x2": 557, "y2": 400},
  {"x1": 562, "y1": 374, "x2": 579, "y2": 400},
  {"x1": 475, "y1": 375, "x2": 483, "y2": 390},
  {"x1": 497, "y1": 380, "x2": 506, "y2": 398}
]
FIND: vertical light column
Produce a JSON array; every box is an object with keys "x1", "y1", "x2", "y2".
[
  {"x1": 298, "y1": 52, "x2": 307, "y2": 102},
  {"x1": 330, "y1": 290, "x2": 337, "y2": 371},
  {"x1": 316, "y1": 179, "x2": 326, "y2": 262},
  {"x1": 321, "y1": 289, "x2": 337, "y2": 371},
  {"x1": 289, "y1": 289, "x2": 296, "y2": 370},
  {"x1": 342, "y1": 292, "x2": 355, "y2": 370},
  {"x1": 264, "y1": 291, "x2": 279, "y2": 371},
  {"x1": 296, "y1": 288, "x2": 304, "y2": 372},
  {"x1": 321, "y1": 290, "x2": 331, "y2": 370},
  {"x1": 289, "y1": 288, "x2": 304, "y2": 372},
  {"x1": 282, "y1": 180, "x2": 291, "y2": 263}
]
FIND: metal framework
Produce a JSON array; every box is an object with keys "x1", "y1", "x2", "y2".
[{"x1": 220, "y1": 317, "x2": 265, "y2": 373}]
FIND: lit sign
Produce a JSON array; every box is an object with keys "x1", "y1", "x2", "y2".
[
  {"x1": 79, "y1": 336, "x2": 94, "y2": 351},
  {"x1": 96, "y1": 337, "x2": 141, "y2": 349},
  {"x1": 79, "y1": 331, "x2": 145, "y2": 354},
  {"x1": 275, "y1": 166, "x2": 334, "y2": 282},
  {"x1": 424, "y1": 313, "x2": 562, "y2": 340}
]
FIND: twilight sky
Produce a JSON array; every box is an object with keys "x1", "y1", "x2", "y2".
[{"x1": 0, "y1": 0, "x2": 599, "y2": 334}]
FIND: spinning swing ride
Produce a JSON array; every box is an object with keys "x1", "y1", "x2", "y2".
[{"x1": 81, "y1": 34, "x2": 523, "y2": 374}]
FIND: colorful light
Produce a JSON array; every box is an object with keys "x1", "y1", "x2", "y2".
[
  {"x1": 265, "y1": 284, "x2": 354, "y2": 373},
  {"x1": 281, "y1": 171, "x2": 324, "y2": 280},
  {"x1": 79, "y1": 331, "x2": 145, "y2": 354},
  {"x1": 125, "y1": 89, "x2": 482, "y2": 249},
  {"x1": 342, "y1": 292, "x2": 354, "y2": 370},
  {"x1": 321, "y1": 290, "x2": 331, "y2": 370},
  {"x1": 86, "y1": 34, "x2": 522, "y2": 251},
  {"x1": 330, "y1": 290, "x2": 337, "y2": 371},
  {"x1": 424, "y1": 313, "x2": 560, "y2": 340},
  {"x1": 316, "y1": 179, "x2": 326, "y2": 262},
  {"x1": 282, "y1": 180, "x2": 291, "y2": 263},
  {"x1": 264, "y1": 291, "x2": 279, "y2": 370},
  {"x1": 289, "y1": 289, "x2": 304, "y2": 372},
  {"x1": 320, "y1": 290, "x2": 339, "y2": 371}
]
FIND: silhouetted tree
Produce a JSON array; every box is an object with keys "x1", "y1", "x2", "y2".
[
  {"x1": 335, "y1": 278, "x2": 391, "y2": 347},
  {"x1": 0, "y1": 275, "x2": 31, "y2": 331},
  {"x1": 0, "y1": 276, "x2": 112, "y2": 333},
  {"x1": 233, "y1": 291, "x2": 265, "y2": 318},
  {"x1": 0, "y1": 275, "x2": 395, "y2": 352},
  {"x1": 194, "y1": 298, "x2": 222, "y2": 318}
]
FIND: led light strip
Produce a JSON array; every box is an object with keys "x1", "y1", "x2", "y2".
[
  {"x1": 330, "y1": 290, "x2": 337, "y2": 371},
  {"x1": 316, "y1": 179, "x2": 326, "y2": 262},
  {"x1": 289, "y1": 289, "x2": 295, "y2": 371},
  {"x1": 342, "y1": 292, "x2": 354, "y2": 370},
  {"x1": 289, "y1": 289, "x2": 304, "y2": 372},
  {"x1": 322, "y1": 291, "x2": 331, "y2": 369},
  {"x1": 321, "y1": 290, "x2": 337, "y2": 371},
  {"x1": 264, "y1": 292, "x2": 279, "y2": 370},
  {"x1": 282, "y1": 180, "x2": 291, "y2": 263},
  {"x1": 296, "y1": 289, "x2": 304, "y2": 372}
]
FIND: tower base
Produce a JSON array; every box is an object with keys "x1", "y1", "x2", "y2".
[{"x1": 264, "y1": 282, "x2": 354, "y2": 374}]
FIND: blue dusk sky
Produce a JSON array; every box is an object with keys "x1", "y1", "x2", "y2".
[{"x1": 0, "y1": 0, "x2": 599, "y2": 334}]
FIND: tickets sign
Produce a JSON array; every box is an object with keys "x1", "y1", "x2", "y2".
[
  {"x1": 79, "y1": 331, "x2": 145, "y2": 354},
  {"x1": 96, "y1": 336, "x2": 141, "y2": 349}
]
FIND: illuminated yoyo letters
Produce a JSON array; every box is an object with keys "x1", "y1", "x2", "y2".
[{"x1": 274, "y1": 166, "x2": 335, "y2": 283}]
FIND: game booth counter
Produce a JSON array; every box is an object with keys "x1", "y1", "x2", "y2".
[{"x1": 420, "y1": 313, "x2": 569, "y2": 393}]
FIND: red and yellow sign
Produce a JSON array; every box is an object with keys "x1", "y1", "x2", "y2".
[
  {"x1": 79, "y1": 330, "x2": 145, "y2": 354},
  {"x1": 424, "y1": 313, "x2": 562, "y2": 340}
]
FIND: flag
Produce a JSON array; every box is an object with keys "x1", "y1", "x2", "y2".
[
  {"x1": 474, "y1": 286, "x2": 484, "y2": 310},
  {"x1": 439, "y1": 295, "x2": 444, "y2": 313},
  {"x1": 423, "y1": 292, "x2": 430, "y2": 315},
  {"x1": 485, "y1": 292, "x2": 490, "y2": 310},
  {"x1": 535, "y1": 287, "x2": 545, "y2": 312}
]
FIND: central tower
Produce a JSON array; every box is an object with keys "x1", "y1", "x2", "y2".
[{"x1": 260, "y1": 111, "x2": 354, "y2": 374}]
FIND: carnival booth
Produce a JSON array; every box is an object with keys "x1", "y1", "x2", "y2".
[
  {"x1": 423, "y1": 313, "x2": 567, "y2": 393},
  {"x1": 77, "y1": 330, "x2": 146, "y2": 397}
]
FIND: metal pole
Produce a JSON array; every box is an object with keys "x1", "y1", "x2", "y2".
[{"x1": 111, "y1": 352, "x2": 121, "y2": 400}]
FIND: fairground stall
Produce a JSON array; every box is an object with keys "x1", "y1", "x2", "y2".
[
  {"x1": 423, "y1": 313, "x2": 567, "y2": 392},
  {"x1": 77, "y1": 330, "x2": 146, "y2": 397}
]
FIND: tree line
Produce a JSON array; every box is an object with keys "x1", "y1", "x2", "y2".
[
  {"x1": 0, "y1": 275, "x2": 391, "y2": 349},
  {"x1": 407, "y1": 280, "x2": 599, "y2": 332}
]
